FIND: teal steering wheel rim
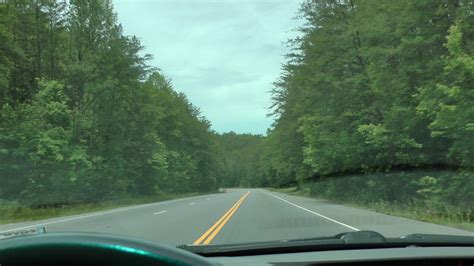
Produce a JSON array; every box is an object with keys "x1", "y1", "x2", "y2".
[{"x1": 0, "y1": 232, "x2": 214, "y2": 266}]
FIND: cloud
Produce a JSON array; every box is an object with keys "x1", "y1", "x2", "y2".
[{"x1": 113, "y1": 0, "x2": 304, "y2": 134}]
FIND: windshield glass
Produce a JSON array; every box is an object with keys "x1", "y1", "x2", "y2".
[{"x1": 0, "y1": 0, "x2": 473, "y2": 247}]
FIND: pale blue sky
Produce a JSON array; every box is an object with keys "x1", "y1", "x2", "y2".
[{"x1": 112, "y1": 0, "x2": 304, "y2": 134}]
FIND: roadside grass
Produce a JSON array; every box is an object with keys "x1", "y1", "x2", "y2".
[
  {"x1": 0, "y1": 192, "x2": 206, "y2": 225},
  {"x1": 269, "y1": 187, "x2": 474, "y2": 232},
  {"x1": 267, "y1": 186, "x2": 308, "y2": 197}
]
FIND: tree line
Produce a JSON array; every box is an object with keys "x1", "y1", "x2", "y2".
[
  {"x1": 0, "y1": 0, "x2": 220, "y2": 207},
  {"x1": 232, "y1": 0, "x2": 474, "y2": 186},
  {"x1": 220, "y1": 0, "x2": 473, "y2": 219},
  {"x1": 1, "y1": 0, "x2": 472, "y2": 215}
]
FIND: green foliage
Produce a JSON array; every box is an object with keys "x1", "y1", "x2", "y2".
[
  {"x1": 263, "y1": 0, "x2": 473, "y2": 185},
  {"x1": 213, "y1": 132, "x2": 266, "y2": 187},
  {"x1": 300, "y1": 171, "x2": 473, "y2": 226},
  {"x1": 0, "y1": 0, "x2": 219, "y2": 207},
  {"x1": 418, "y1": 18, "x2": 474, "y2": 168},
  {"x1": 231, "y1": 0, "x2": 474, "y2": 224},
  {"x1": 1, "y1": 0, "x2": 473, "y2": 217}
]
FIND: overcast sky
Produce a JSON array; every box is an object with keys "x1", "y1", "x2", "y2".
[{"x1": 112, "y1": 0, "x2": 304, "y2": 135}]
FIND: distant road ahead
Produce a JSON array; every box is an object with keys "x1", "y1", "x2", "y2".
[{"x1": 1, "y1": 189, "x2": 472, "y2": 245}]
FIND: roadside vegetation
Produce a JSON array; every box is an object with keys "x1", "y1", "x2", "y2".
[
  {"x1": 0, "y1": 1, "x2": 220, "y2": 211},
  {"x1": 1, "y1": 0, "x2": 473, "y2": 231},
  {"x1": 271, "y1": 170, "x2": 474, "y2": 232},
  {"x1": 0, "y1": 192, "x2": 205, "y2": 225},
  {"x1": 217, "y1": 1, "x2": 474, "y2": 231}
]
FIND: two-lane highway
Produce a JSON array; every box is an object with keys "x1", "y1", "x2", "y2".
[{"x1": 1, "y1": 189, "x2": 473, "y2": 246}]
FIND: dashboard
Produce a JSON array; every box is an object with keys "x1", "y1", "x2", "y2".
[
  {"x1": 0, "y1": 233, "x2": 473, "y2": 266},
  {"x1": 208, "y1": 247, "x2": 474, "y2": 265}
]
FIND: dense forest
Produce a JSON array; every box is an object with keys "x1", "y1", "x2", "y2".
[
  {"x1": 0, "y1": 0, "x2": 221, "y2": 207},
  {"x1": 239, "y1": 0, "x2": 473, "y2": 221},
  {"x1": 0, "y1": 0, "x2": 473, "y2": 224},
  {"x1": 213, "y1": 133, "x2": 265, "y2": 188},
  {"x1": 263, "y1": 0, "x2": 474, "y2": 185}
]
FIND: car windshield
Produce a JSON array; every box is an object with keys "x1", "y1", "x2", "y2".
[{"x1": 0, "y1": 0, "x2": 473, "y2": 247}]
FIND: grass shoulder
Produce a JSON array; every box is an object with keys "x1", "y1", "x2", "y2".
[
  {"x1": 266, "y1": 175, "x2": 474, "y2": 235},
  {"x1": 0, "y1": 192, "x2": 208, "y2": 225},
  {"x1": 267, "y1": 186, "x2": 307, "y2": 197}
]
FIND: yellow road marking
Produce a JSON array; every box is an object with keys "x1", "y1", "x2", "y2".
[
  {"x1": 193, "y1": 191, "x2": 250, "y2": 245},
  {"x1": 193, "y1": 193, "x2": 246, "y2": 245},
  {"x1": 202, "y1": 192, "x2": 249, "y2": 244},
  {"x1": 192, "y1": 198, "x2": 242, "y2": 245}
]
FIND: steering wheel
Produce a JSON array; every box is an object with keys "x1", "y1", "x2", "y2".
[{"x1": 0, "y1": 232, "x2": 215, "y2": 266}]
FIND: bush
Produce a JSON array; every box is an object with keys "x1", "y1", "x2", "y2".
[{"x1": 301, "y1": 170, "x2": 473, "y2": 223}]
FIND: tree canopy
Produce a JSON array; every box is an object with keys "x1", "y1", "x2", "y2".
[
  {"x1": 0, "y1": 0, "x2": 472, "y2": 211},
  {"x1": 0, "y1": 0, "x2": 219, "y2": 206},
  {"x1": 257, "y1": 0, "x2": 474, "y2": 187}
]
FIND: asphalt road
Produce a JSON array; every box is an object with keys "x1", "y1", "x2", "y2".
[{"x1": 1, "y1": 189, "x2": 473, "y2": 246}]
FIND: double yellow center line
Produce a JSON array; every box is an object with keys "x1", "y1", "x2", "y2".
[{"x1": 193, "y1": 191, "x2": 250, "y2": 245}]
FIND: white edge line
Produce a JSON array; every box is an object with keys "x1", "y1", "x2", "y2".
[
  {"x1": 261, "y1": 190, "x2": 360, "y2": 231},
  {"x1": 0, "y1": 207, "x2": 136, "y2": 234},
  {"x1": 152, "y1": 210, "x2": 167, "y2": 215},
  {"x1": 0, "y1": 194, "x2": 210, "y2": 234}
]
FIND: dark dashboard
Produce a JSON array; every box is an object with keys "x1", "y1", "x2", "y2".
[{"x1": 1, "y1": 232, "x2": 474, "y2": 266}]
